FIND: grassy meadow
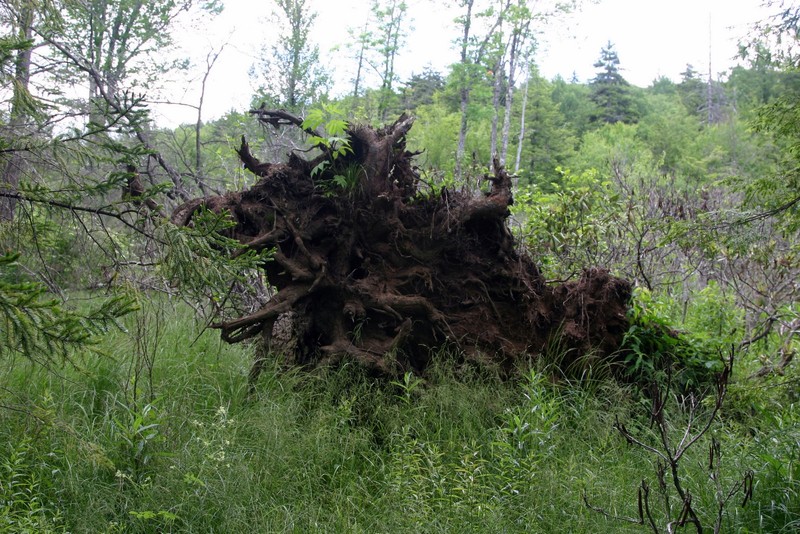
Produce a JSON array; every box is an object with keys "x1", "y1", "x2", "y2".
[{"x1": 1, "y1": 296, "x2": 797, "y2": 533}]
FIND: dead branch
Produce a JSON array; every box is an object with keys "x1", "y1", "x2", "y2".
[{"x1": 593, "y1": 349, "x2": 752, "y2": 533}]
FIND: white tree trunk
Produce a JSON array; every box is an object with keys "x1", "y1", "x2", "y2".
[{"x1": 514, "y1": 75, "x2": 529, "y2": 173}]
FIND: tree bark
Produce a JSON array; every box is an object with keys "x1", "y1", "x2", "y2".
[
  {"x1": 1, "y1": 6, "x2": 34, "y2": 222},
  {"x1": 490, "y1": 55, "x2": 504, "y2": 169},
  {"x1": 455, "y1": 0, "x2": 508, "y2": 179},
  {"x1": 194, "y1": 46, "x2": 225, "y2": 197},
  {"x1": 514, "y1": 74, "x2": 529, "y2": 173},
  {"x1": 454, "y1": 0, "x2": 474, "y2": 181},
  {"x1": 500, "y1": 26, "x2": 523, "y2": 165}
]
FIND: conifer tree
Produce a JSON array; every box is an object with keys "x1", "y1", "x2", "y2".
[
  {"x1": 678, "y1": 64, "x2": 705, "y2": 116},
  {"x1": 523, "y1": 72, "x2": 576, "y2": 184},
  {"x1": 0, "y1": 3, "x2": 33, "y2": 222},
  {"x1": 589, "y1": 40, "x2": 638, "y2": 124}
]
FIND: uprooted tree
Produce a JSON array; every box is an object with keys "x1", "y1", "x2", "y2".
[{"x1": 171, "y1": 109, "x2": 633, "y2": 384}]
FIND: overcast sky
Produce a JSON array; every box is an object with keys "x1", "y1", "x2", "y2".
[{"x1": 151, "y1": 0, "x2": 772, "y2": 126}]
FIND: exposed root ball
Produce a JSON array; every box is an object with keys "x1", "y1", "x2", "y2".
[{"x1": 173, "y1": 111, "x2": 632, "y2": 382}]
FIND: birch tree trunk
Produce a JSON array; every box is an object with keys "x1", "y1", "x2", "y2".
[
  {"x1": 490, "y1": 57, "x2": 504, "y2": 169},
  {"x1": 454, "y1": 0, "x2": 475, "y2": 181},
  {"x1": 500, "y1": 29, "x2": 521, "y2": 165},
  {"x1": 514, "y1": 74, "x2": 529, "y2": 173}
]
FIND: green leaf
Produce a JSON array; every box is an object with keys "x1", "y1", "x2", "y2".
[
  {"x1": 311, "y1": 161, "x2": 329, "y2": 177},
  {"x1": 302, "y1": 109, "x2": 325, "y2": 130},
  {"x1": 307, "y1": 135, "x2": 329, "y2": 148},
  {"x1": 326, "y1": 119, "x2": 348, "y2": 136}
]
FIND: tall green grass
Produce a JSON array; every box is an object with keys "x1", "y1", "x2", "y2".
[{"x1": 0, "y1": 297, "x2": 797, "y2": 532}]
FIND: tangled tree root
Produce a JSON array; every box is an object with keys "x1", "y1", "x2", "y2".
[{"x1": 173, "y1": 110, "x2": 632, "y2": 385}]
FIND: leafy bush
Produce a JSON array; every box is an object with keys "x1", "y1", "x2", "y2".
[
  {"x1": 620, "y1": 288, "x2": 728, "y2": 389},
  {"x1": 512, "y1": 167, "x2": 624, "y2": 278}
]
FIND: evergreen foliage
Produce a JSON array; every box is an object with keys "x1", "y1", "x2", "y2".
[
  {"x1": 400, "y1": 68, "x2": 445, "y2": 111},
  {"x1": 518, "y1": 71, "x2": 576, "y2": 186},
  {"x1": 550, "y1": 75, "x2": 593, "y2": 137},
  {"x1": 677, "y1": 64, "x2": 706, "y2": 116},
  {"x1": 589, "y1": 40, "x2": 639, "y2": 124},
  {"x1": 0, "y1": 252, "x2": 136, "y2": 367}
]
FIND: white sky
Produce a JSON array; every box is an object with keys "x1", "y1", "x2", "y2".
[{"x1": 150, "y1": 0, "x2": 772, "y2": 127}]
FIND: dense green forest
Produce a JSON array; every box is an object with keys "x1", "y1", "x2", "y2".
[{"x1": 1, "y1": 0, "x2": 798, "y2": 531}]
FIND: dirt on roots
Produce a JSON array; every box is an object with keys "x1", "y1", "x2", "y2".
[{"x1": 172, "y1": 110, "x2": 632, "y2": 384}]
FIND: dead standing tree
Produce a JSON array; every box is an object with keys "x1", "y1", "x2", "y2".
[{"x1": 172, "y1": 109, "x2": 633, "y2": 385}]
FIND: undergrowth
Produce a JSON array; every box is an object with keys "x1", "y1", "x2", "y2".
[{"x1": 0, "y1": 297, "x2": 797, "y2": 532}]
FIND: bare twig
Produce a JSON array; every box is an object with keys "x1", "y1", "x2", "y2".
[
  {"x1": 582, "y1": 490, "x2": 644, "y2": 526},
  {"x1": 0, "y1": 191, "x2": 162, "y2": 240},
  {"x1": 591, "y1": 349, "x2": 749, "y2": 533}
]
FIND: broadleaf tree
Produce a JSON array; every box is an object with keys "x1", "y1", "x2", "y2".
[
  {"x1": 741, "y1": 2, "x2": 800, "y2": 221},
  {"x1": 369, "y1": 0, "x2": 409, "y2": 121},
  {"x1": 52, "y1": 0, "x2": 218, "y2": 124},
  {"x1": 452, "y1": 0, "x2": 507, "y2": 179},
  {"x1": 499, "y1": 0, "x2": 577, "y2": 165},
  {"x1": 252, "y1": 0, "x2": 329, "y2": 111},
  {"x1": 29, "y1": 0, "x2": 224, "y2": 202}
]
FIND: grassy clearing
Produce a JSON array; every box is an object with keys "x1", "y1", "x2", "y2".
[{"x1": 0, "y1": 298, "x2": 798, "y2": 532}]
